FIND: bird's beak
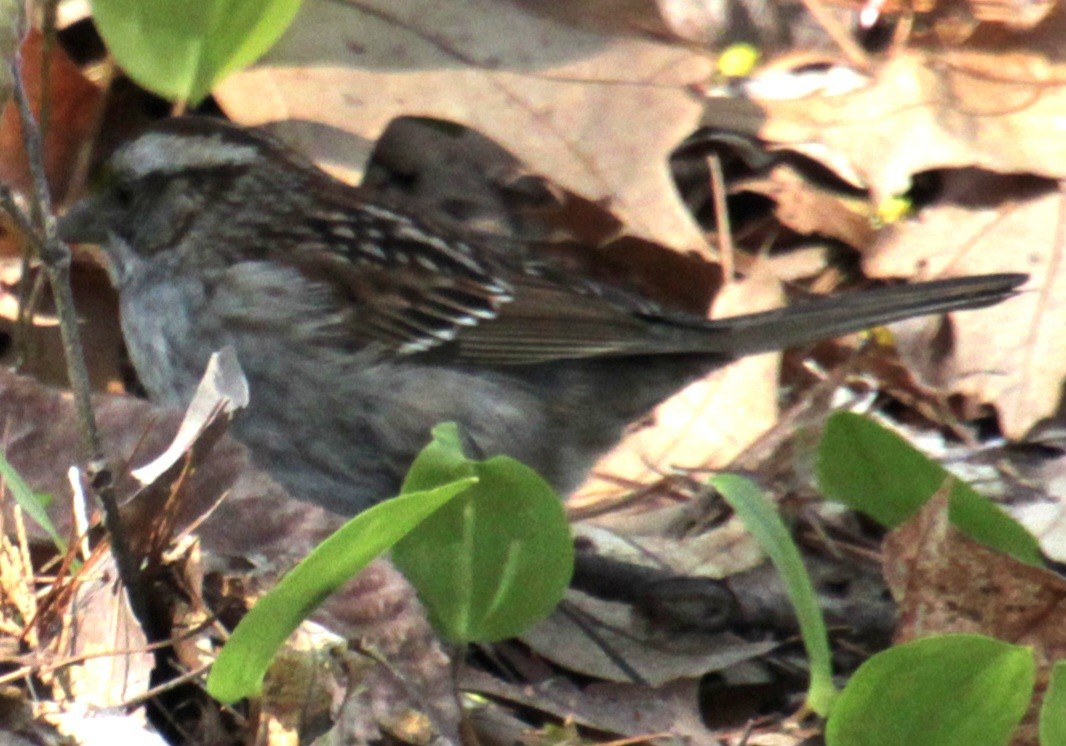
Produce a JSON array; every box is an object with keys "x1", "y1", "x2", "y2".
[{"x1": 57, "y1": 195, "x2": 109, "y2": 245}]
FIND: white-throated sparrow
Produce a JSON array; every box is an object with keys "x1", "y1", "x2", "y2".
[{"x1": 59, "y1": 117, "x2": 1026, "y2": 515}]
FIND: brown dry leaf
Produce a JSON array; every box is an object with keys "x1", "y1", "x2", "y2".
[
  {"x1": 934, "y1": 0, "x2": 1055, "y2": 33},
  {"x1": 509, "y1": 0, "x2": 675, "y2": 37},
  {"x1": 257, "y1": 624, "x2": 344, "y2": 744},
  {"x1": 964, "y1": 0, "x2": 1057, "y2": 29},
  {"x1": 866, "y1": 175, "x2": 1064, "y2": 438},
  {"x1": 574, "y1": 268, "x2": 783, "y2": 504},
  {"x1": 214, "y1": 0, "x2": 716, "y2": 251},
  {"x1": 702, "y1": 45, "x2": 1066, "y2": 437},
  {"x1": 522, "y1": 591, "x2": 776, "y2": 684},
  {"x1": 721, "y1": 48, "x2": 1066, "y2": 201},
  {"x1": 734, "y1": 162, "x2": 877, "y2": 251},
  {"x1": 883, "y1": 494, "x2": 1066, "y2": 744},
  {"x1": 0, "y1": 30, "x2": 100, "y2": 209},
  {"x1": 515, "y1": 0, "x2": 796, "y2": 47},
  {"x1": 574, "y1": 516, "x2": 765, "y2": 576},
  {"x1": 519, "y1": 518, "x2": 773, "y2": 685},
  {"x1": 40, "y1": 704, "x2": 167, "y2": 746},
  {"x1": 0, "y1": 259, "x2": 125, "y2": 394},
  {"x1": 462, "y1": 669, "x2": 718, "y2": 742},
  {"x1": 1, "y1": 29, "x2": 101, "y2": 274},
  {"x1": 56, "y1": 554, "x2": 154, "y2": 711}
]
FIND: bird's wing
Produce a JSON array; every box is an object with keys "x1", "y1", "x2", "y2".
[
  {"x1": 281, "y1": 199, "x2": 704, "y2": 363},
  {"x1": 283, "y1": 198, "x2": 1026, "y2": 365},
  {"x1": 286, "y1": 245, "x2": 697, "y2": 363},
  {"x1": 450, "y1": 270, "x2": 700, "y2": 363}
]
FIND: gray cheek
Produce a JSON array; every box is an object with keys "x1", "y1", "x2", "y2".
[{"x1": 119, "y1": 270, "x2": 214, "y2": 406}]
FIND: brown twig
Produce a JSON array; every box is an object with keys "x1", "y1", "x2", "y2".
[
  {"x1": 798, "y1": 0, "x2": 872, "y2": 70},
  {"x1": 0, "y1": 616, "x2": 220, "y2": 689},
  {"x1": 12, "y1": 0, "x2": 58, "y2": 367},
  {"x1": 0, "y1": 14, "x2": 152, "y2": 638},
  {"x1": 708, "y1": 152, "x2": 735, "y2": 284},
  {"x1": 107, "y1": 662, "x2": 213, "y2": 712},
  {"x1": 14, "y1": 8, "x2": 40, "y2": 365}
]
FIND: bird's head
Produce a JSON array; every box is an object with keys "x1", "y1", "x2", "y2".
[{"x1": 59, "y1": 117, "x2": 314, "y2": 285}]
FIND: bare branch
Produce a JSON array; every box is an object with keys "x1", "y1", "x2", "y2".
[{"x1": 2, "y1": 24, "x2": 152, "y2": 636}]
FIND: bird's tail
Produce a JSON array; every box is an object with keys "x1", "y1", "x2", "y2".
[{"x1": 688, "y1": 273, "x2": 1027, "y2": 356}]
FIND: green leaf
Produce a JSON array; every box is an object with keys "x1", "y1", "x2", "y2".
[
  {"x1": 401, "y1": 422, "x2": 477, "y2": 494},
  {"x1": 90, "y1": 0, "x2": 303, "y2": 105},
  {"x1": 0, "y1": 450, "x2": 65, "y2": 551},
  {"x1": 711, "y1": 473, "x2": 837, "y2": 715},
  {"x1": 1040, "y1": 660, "x2": 1066, "y2": 746},
  {"x1": 826, "y1": 634, "x2": 1034, "y2": 746},
  {"x1": 206, "y1": 476, "x2": 475, "y2": 704},
  {"x1": 817, "y1": 412, "x2": 1041, "y2": 566},
  {"x1": 393, "y1": 424, "x2": 573, "y2": 643}
]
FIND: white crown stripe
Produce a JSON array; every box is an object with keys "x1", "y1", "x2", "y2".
[{"x1": 114, "y1": 133, "x2": 261, "y2": 179}]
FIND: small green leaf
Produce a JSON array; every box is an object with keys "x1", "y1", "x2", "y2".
[
  {"x1": 1040, "y1": 660, "x2": 1066, "y2": 746},
  {"x1": 711, "y1": 473, "x2": 837, "y2": 715},
  {"x1": 817, "y1": 412, "x2": 1041, "y2": 566},
  {"x1": 393, "y1": 427, "x2": 573, "y2": 643},
  {"x1": 401, "y1": 422, "x2": 477, "y2": 494},
  {"x1": 206, "y1": 476, "x2": 475, "y2": 704},
  {"x1": 90, "y1": 0, "x2": 303, "y2": 105},
  {"x1": 826, "y1": 634, "x2": 1034, "y2": 746},
  {"x1": 0, "y1": 450, "x2": 65, "y2": 551}
]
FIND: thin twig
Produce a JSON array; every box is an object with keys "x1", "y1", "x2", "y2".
[
  {"x1": 708, "y1": 152, "x2": 735, "y2": 284},
  {"x1": 14, "y1": 2, "x2": 58, "y2": 365},
  {"x1": 14, "y1": 9, "x2": 39, "y2": 365},
  {"x1": 9, "y1": 52, "x2": 98, "y2": 447},
  {"x1": 105, "y1": 662, "x2": 213, "y2": 712},
  {"x1": 3, "y1": 21, "x2": 152, "y2": 637},
  {"x1": 14, "y1": 270, "x2": 47, "y2": 366},
  {"x1": 797, "y1": 0, "x2": 872, "y2": 69},
  {"x1": 38, "y1": 0, "x2": 58, "y2": 140},
  {"x1": 556, "y1": 601, "x2": 647, "y2": 685},
  {"x1": 0, "y1": 616, "x2": 220, "y2": 688}
]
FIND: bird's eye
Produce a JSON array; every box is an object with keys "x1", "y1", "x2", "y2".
[{"x1": 113, "y1": 183, "x2": 135, "y2": 207}]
